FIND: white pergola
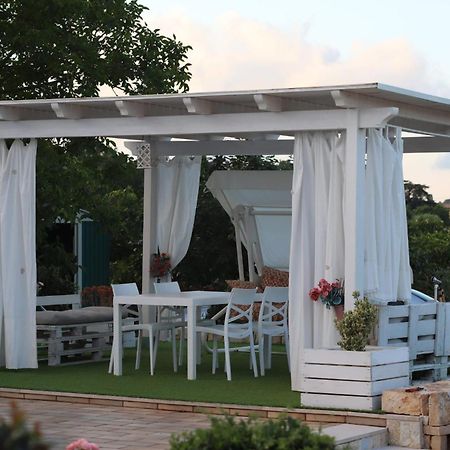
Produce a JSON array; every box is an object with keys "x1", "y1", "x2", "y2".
[
  {"x1": 1, "y1": 82, "x2": 450, "y2": 375},
  {"x1": 1, "y1": 82, "x2": 449, "y2": 302}
]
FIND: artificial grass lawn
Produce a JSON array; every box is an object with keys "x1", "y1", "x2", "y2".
[{"x1": 0, "y1": 343, "x2": 298, "y2": 408}]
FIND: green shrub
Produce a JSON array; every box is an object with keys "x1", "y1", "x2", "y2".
[
  {"x1": 335, "y1": 293, "x2": 378, "y2": 352},
  {"x1": 169, "y1": 415, "x2": 335, "y2": 450},
  {"x1": 0, "y1": 402, "x2": 49, "y2": 449}
]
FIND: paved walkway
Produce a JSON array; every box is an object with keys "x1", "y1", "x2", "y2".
[{"x1": 0, "y1": 397, "x2": 210, "y2": 450}]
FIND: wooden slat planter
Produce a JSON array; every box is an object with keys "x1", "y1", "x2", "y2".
[{"x1": 301, "y1": 347, "x2": 410, "y2": 410}]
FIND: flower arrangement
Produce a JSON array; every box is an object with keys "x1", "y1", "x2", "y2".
[
  {"x1": 150, "y1": 250, "x2": 171, "y2": 279},
  {"x1": 309, "y1": 278, "x2": 344, "y2": 309},
  {"x1": 66, "y1": 439, "x2": 99, "y2": 450},
  {"x1": 81, "y1": 285, "x2": 113, "y2": 307}
]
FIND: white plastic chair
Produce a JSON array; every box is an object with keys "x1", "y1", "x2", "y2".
[
  {"x1": 196, "y1": 288, "x2": 258, "y2": 381},
  {"x1": 153, "y1": 281, "x2": 187, "y2": 367},
  {"x1": 108, "y1": 282, "x2": 179, "y2": 375},
  {"x1": 257, "y1": 286, "x2": 290, "y2": 376}
]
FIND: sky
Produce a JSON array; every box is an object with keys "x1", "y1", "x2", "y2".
[{"x1": 140, "y1": 0, "x2": 450, "y2": 201}]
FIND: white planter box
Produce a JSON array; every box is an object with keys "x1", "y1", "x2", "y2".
[{"x1": 301, "y1": 346, "x2": 410, "y2": 410}]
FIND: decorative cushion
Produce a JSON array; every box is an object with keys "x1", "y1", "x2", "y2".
[
  {"x1": 260, "y1": 266, "x2": 289, "y2": 290},
  {"x1": 36, "y1": 306, "x2": 127, "y2": 326}
]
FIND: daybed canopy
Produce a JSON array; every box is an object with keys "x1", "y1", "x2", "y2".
[{"x1": 206, "y1": 170, "x2": 292, "y2": 277}]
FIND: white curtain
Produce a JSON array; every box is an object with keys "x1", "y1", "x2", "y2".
[
  {"x1": 289, "y1": 132, "x2": 345, "y2": 390},
  {"x1": 155, "y1": 156, "x2": 201, "y2": 268},
  {"x1": 0, "y1": 139, "x2": 38, "y2": 369},
  {"x1": 364, "y1": 128, "x2": 411, "y2": 303}
]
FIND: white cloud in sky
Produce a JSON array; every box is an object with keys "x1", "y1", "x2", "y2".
[{"x1": 146, "y1": 9, "x2": 450, "y2": 200}]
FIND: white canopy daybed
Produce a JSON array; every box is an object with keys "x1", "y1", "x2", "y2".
[
  {"x1": 0, "y1": 83, "x2": 449, "y2": 393},
  {"x1": 206, "y1": 170, "x2": 292, "y2": 279}
]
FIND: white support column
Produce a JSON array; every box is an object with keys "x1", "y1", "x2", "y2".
[
  {"x1": 141, "y1": 143, "x2": 159, "y2": 295},
  {"x1": 344, "y1": 110, "x2": 366, "y2": 309}
]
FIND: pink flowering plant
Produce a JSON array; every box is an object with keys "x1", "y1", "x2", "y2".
[
  {"x1": 66, "y1": 438, "x2": 99, "y2": 450},
  {"x1": 309, "y1": 278, "x2": 344, "y2": 309}
]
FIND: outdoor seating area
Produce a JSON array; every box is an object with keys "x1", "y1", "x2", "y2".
[{"x1": 1, "y1": 82, "x2": 450, "y2": 450}]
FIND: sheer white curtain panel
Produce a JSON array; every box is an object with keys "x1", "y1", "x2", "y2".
[
  {"x1": 364, "y1": 128, "x2": 411, "y2": 303},
  {"x1": 289, "y1": 131, "x2": 345, "y2": 391},
  {"x1": 0, "y1": 139, "x2": 37, "y2": 369},
  {"x1": 155, "y1": 156, "x2": 202, "y2": 269}
]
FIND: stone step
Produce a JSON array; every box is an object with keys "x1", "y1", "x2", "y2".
[
  {"x1": 323, "y1": 424, "x2": 388, "y2": 450},
  {"x1": 374, "y1": 448, "x2": 428, "y2": 450}
]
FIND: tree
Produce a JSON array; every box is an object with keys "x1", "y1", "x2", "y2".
[
  {"x1": 406, "y1": 182, "x2": 450, "y2": 296},
  {"x1": 0, "y1": 0, "x2": 192, "y2": 293},
  {"x1": 0, "y1": 0, "x2": 191, "y2": 99}
]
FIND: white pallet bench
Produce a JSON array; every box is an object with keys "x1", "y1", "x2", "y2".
[{"x1": 36, "y1": 295, "x2": 114, "y2": 366}]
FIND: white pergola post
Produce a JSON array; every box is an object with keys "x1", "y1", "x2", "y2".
[
  {"x1": 344, "y1": 110, "x2": 367, "y2": 309},
  {"x1": 140, "y1": 143, "x2": 158, "y2": 295}
]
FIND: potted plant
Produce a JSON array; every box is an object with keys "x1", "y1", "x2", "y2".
[{"x1": 301, "y1": 293, "x2": 410, "y2": 410}]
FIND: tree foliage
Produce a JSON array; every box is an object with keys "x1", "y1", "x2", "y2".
[
  {"x1": 0, "y1": 0, "x2": 192, "y2": 294},
  {"x1": 0, "y1": 0, "x2": 191, "y2": 99},
  {"x1": 406, "y1": 182, "x2": 450, "y2": 297}
]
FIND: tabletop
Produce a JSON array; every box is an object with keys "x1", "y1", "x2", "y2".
[{"x1": 114, "y1": 290, "x2": 230, "y2": 308}]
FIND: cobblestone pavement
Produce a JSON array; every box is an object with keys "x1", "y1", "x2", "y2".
[{"x1": 0, "y1": 397, "x2": 211, "y2": 450}]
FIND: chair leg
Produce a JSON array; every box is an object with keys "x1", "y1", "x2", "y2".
[
  {"x1": 171, "y1": 328, "x2": 178, "y2": 373},
  {"x1": 266, "y1": 336, "x2": 272, "y2": 369},
  {"x1": 178, "y1": 327, "x2": 184, "y2": 367},
  {"x1": 108, "y1": 339, "x2": 115, "y2": 374},
  {"x1": 153, "y1": 330, "x2": 160, "y2": 363},
  {"x1": 285, "y1": 330, "x2": 291, "y2": 372},
  {"x1": 212, "y1": 337, "x2": 217, "y2": 374},
  {"x1": 135, "y1": 331, "x2": 142, "y2": 370},
  {"x1": 249, "y1": 332, "x2": 258, "y2": 378},
  {"x1": 224, "y1": 338, "x2": 232, "y2": 381},
  {"x1": 259, "y1": 332, "x2": 265, "y2": 376},
  {"x1": 149, "y1": 330, "x2": 155, "y2": 375}
]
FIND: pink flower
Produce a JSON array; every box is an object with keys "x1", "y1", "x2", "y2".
[
  {"x1": 66, "y1": 439, "x2": 99, "y2": 450},
  {"x1": 309, "y1": 287, "x2": 321, "y2": 301}
]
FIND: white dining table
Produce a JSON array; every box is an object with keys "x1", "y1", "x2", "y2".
[{"x1": 112, "y1": 291, "x2": 230, "y2": 380}]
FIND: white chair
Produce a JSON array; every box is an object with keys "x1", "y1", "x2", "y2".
[
  {"x1": 108, "y1": 282, "x2": 179, "y2": 375},
  {"x1": 153, "y1": 281, "x2": 187, "y2": 367},
  {"x1": 196, "y1": 288, "x2": 258, "y2": 381},
  {"x1": 257, "y1": 286, "x2": 290, "y2": 376}
]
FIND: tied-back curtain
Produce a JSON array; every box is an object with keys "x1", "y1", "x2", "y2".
[
  {"x1": 155, "y1": 156, "x2": 201, "y2": 269},
  {"x1": 365, "y1": 128, "x2": 411, "y2": 303},
  {"x1": 289, "y1": 132, "x2": 345, "y2": 391},
  {"x1": 0, "y1": 139, "x2": 38, "y2": 369}
]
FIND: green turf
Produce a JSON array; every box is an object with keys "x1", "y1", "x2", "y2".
[{"x1": 0, "y1": 343, "x2": 299, "y2": 408}]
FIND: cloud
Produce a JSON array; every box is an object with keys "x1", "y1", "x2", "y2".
[
  {"x1": 434, "y1": 154, "x2": 450, "y2": 170},
  {"x1": 146, "y1": 10, "x2": 449, "y2": 96}
]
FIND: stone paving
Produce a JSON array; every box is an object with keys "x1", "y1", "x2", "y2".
[{"x1": 0, "y1": 397, "x2": 211, "y2": 450}]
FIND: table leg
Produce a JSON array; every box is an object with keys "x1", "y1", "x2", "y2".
[
  {"x1": 113, "y1": 302, "x2": 123, "y2": 375},
  {"x1": 196, "y1": 307, "x2": 202, "y2": 365},
  {"x1": 187, "y1": 305, "x2": 196, "y2": 380}
]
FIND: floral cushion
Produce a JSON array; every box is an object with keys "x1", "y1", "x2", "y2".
[{"x1": 260, "y1": 266, "x2": 289, "y2": 290}]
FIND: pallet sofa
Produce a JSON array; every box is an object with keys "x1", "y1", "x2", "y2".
[{"x1": 36, "y1": 294, "x2": 118, "y2": 366}]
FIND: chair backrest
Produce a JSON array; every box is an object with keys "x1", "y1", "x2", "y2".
[
  {"x1": 226, "y1": 288, "x2": 257, "y2": 326},
  {"x1": 259, "y1": 287, "x2": 289, "y2": 325},
  {"x1": 111, "y1": 283, "x2": 140, "y2": 318},
  {"x1": 153, "y1": 281, "x2": 181, "y2": 294},
  {"x1": 111, "y1": 283, "x2": 139, "y2": 296},
  {"x1": 153, "y1": 281, "x2": 183, "y2": 322}
]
